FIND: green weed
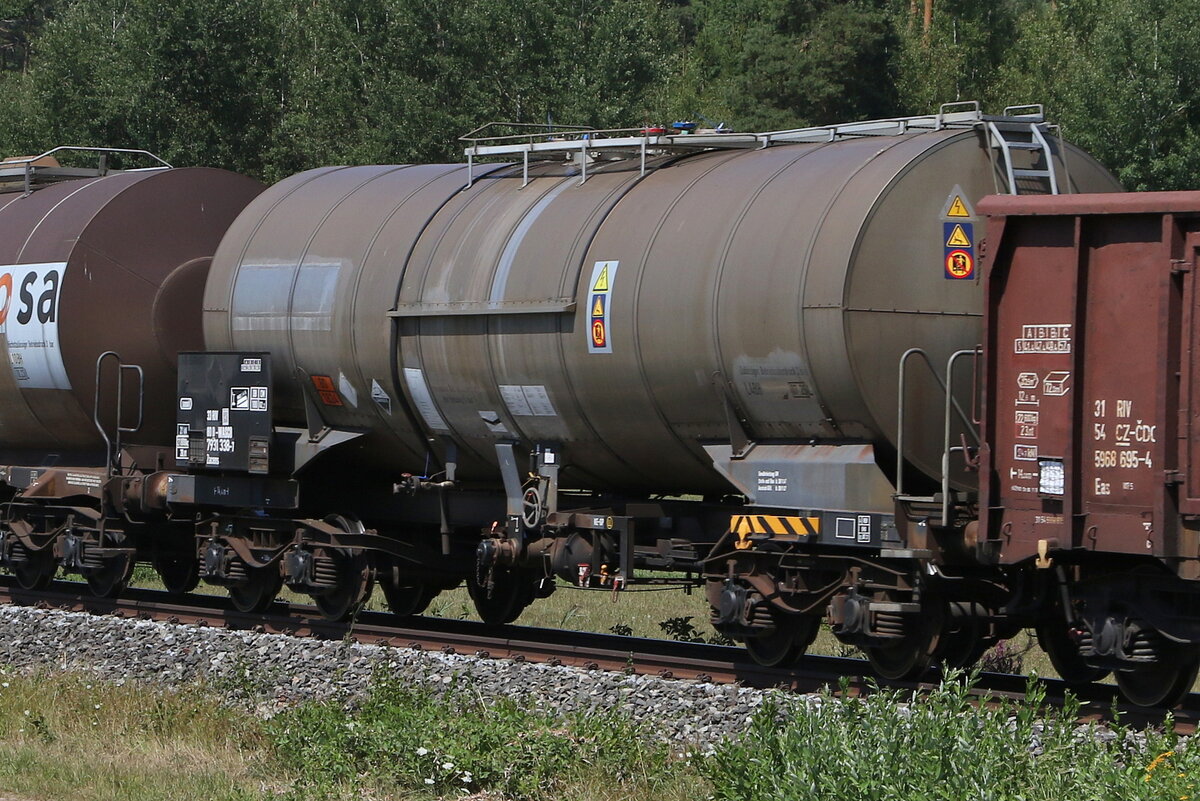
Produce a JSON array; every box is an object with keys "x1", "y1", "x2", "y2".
[
  {"x1": 658, "y1": 615, "x2": 732, "y2": 645},
  {"x1": 703, "y1": 670, "x2": 1195, "y2": 801}
]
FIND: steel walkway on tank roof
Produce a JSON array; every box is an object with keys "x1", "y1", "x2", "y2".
[
  {"x1": 0, "y1": 146, "x2": 170, "y2": 195},
  {"x1": 460, "y1": 101, "x2": 1064, "y2": 192}
]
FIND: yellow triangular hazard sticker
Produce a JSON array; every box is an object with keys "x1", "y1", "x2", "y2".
[
  {"x1": 946, "y1": 224, "x2": 972, "y2": 248},
  {"x1": 947, "y1": 195, "x2": 971, "y2": 218},
  {"x1": 592, "y1": 266, "x2": 609, "y2": 292},
  {"x1": 591, "y1": 295, "x2": 605, "y2": 317}
]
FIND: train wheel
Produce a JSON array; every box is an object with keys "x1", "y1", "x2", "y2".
[
  {"x1": 228, "y1": 568, "x2": 283, "y2": 614},
  {"x1": 313, "y1": 551, "x2": 373, "y2": 621},
  {"x1": 468, "y1": 568, "x2": 534, "y2": 625},
  {"x1": 380, "y1": 579, "x2": 436, "y2": 617},
  {"x1": 864, "y1": 602, "x2": 944, "y2": 681},
  {"x1": 938, "y1": 617, "x2": 991, "y2": 671},
  {"x1": 744, "y1": 610, "x2": 820, "y2": 668},
  {"x1": 10, "y1": 546, "x2": 56, "y2": 591},
  {"x1": 153, "y1": 554, "x2": 200, "y2": 595},
  {"x1": 1116, "y1": 648, "x2": 1200, "y2": 708},
  {"x1": 83, "y1": 554, "x2": 133, "y2": 598},
  {"x1": 1036, "y1": 620, "x2": 1109, "y2": 685}
]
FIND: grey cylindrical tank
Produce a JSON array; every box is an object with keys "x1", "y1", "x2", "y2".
[
  {"x1": 0, "y1": 167, "x2": 265, "y2": 454},
  {"x1": 204, "y1": 130, "x2": 1119, "y2": 493}
]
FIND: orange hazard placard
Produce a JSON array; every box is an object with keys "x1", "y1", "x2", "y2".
[
  {"x1": 945, "y1": 249, "x2": 974, "y2": 279},
  {"x1": 310, "y1": 374, "x2": 344, "y2": 406}
]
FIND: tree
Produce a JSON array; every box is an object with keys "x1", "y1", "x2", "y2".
[
  {"x1": 12, "y1": 0, "x2": 284, "y2": 173},
  {"x1": 1057, "y1": 0, "x2": 1200, "y2": 190},
  {"x1": 264, "y1": 0, "x2": 672, "y2": 175},
  {"x1": 892, "y1": 0, "x2": 1032, "y2": 112},
  {"x1": 990, "y1": 0, "x2": 1200, "y2": 190},
  {"x1": 665, "y1": 0, "x2": 898, "y2": 131},
  {"x1": 0, "y1": 0, "x2": 63, "y2": 72},
  {"x1": 0, "y1": 0, "x2": 673, "y2": 178}
]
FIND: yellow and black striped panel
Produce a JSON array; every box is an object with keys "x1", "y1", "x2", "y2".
[{"x1": 731, "y1": 514, "x2": 820, "y2": 549}]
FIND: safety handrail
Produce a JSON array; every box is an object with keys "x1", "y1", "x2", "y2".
[
  {"x1": 940, "y1": 348, "x2": 982, "y2": 526},
  {"x1": 458, "y1": 121, "x2": 604, "y2": 146},
  {"x1": 4, "y1": 146, "x2": 171, "y2": 197},
  {"x1": 1001, "y1": 104, "x2": 1045, "y2": 120},
  {"x1": 93, "y1": 351, "x2": 145, "y2": 477},
  {"x1": 3, "y1": 145, "x2": 171, "y2": 169},
  {"x1": 895, "y1": 347, "x2": 981, "y2": 522}
]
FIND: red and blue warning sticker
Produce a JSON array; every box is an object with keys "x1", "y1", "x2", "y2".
[
  {"x1": 943, "y1": 223, "x2": 974, "y2": 279},
  {"x1": 941, "y1": 187, "x2": 976, "y2": 280}
]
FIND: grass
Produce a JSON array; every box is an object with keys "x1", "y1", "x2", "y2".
[
  {"x1": 266, "y1": 672, "x2": 705, "y2": 801},
  {"x1": 0, "y1": 667, "x2": 1193, "y2": 801},
  {"x1": 0, "y1": 670, "x2": 269, "y2": 801},
  {"x1": 0, "y1": 668, "x2": 706, "y2": 801}
]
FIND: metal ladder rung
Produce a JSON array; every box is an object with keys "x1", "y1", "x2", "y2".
[
  {"x1": 984, "y1": 119, "x2": 1044, "y2": 132},
  {"x1": 894, "y1": 494, "x2": 939, "y2": 504},
  {"x1": 985, "y1": 119, "x2": 1060, "y2": 195}
]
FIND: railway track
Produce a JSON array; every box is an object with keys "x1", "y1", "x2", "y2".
[{"x1": 0, "y1": 577, "x2": 1192, "y2": 733}]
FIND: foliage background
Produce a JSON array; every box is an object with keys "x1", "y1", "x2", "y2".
[{"x1": 0, "y1": 0, "x2": 1197, "y2": 187}]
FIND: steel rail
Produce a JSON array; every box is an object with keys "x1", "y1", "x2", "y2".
[{"x1": 0, "y1": 578, "x2": 1192, "y2": 732}]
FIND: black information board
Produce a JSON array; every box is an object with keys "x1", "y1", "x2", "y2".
[{"x1": 176, "y1": 352, "x2": 273, "y2": 474}]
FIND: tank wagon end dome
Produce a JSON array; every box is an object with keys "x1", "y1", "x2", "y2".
[{"x1": 0, "y1": 164, "x2": 265, "y2": 454}]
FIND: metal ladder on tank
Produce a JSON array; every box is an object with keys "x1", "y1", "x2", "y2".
[{"x1": 984, "y1": 104, "x2": 1068, "y2": 195}]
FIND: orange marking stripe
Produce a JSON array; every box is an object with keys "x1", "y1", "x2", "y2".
[{"x1": 729, "y1": 514, "x2": 820, "y2": 548}]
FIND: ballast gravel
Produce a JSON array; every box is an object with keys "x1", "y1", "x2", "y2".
[{"x1": 0, "y1": 604, "x2": 770, "y2": 745}]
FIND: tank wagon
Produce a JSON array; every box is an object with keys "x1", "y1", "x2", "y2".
[
  {"x1": 0, "y1": 149, "x2": 264, "y2": 596},
  {"x1": 196, "y1": 103, "x2": 1117, "y2": 657},
  {"x1": 3, "y1": 105, "x2": 1171, "y2": 701}
]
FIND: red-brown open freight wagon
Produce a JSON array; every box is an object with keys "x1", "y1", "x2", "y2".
[
  {"x1": 979, "y1": 193, "x2": 1200, "y2": 705},
  {"x1": 980, "y1": 192, "x2": 1200, "y2": 568}
]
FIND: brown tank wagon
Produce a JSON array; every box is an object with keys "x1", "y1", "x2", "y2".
[
  {"x1": 204, "y1": 112, "x2": 1116, "y2": 502},
  {"x1": 193, "y1": 106, "x2": 1121, "y2": 666},
  {"x1": 0, "y1": 150, "x2": 265, "y2": 596}
]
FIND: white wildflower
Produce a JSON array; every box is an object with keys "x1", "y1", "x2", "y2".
[
  {"x1": 424, "y1": 778, "x2": 435, "y2": 785},
  {"x1": 416, "y1": 747, "x2": 429, "y2": 756}
]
